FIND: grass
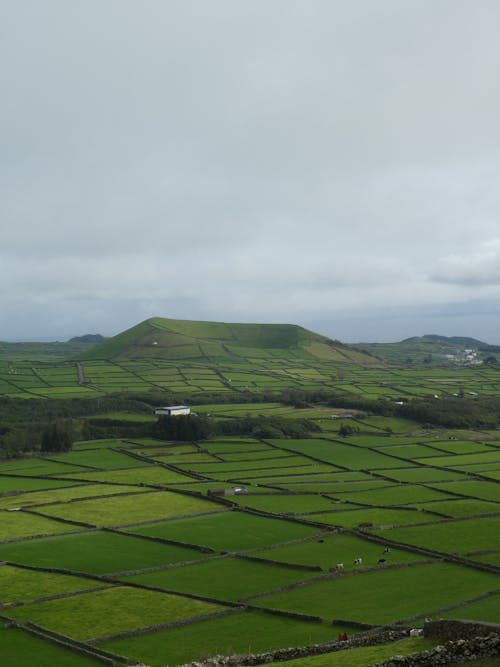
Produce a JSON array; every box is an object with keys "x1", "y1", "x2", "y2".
[
  {"x1": 61, "y1": 466, "x2": 195, "y2": 485},
  {"x1": 6, "y1": 585, "x2": 222, "y2": 641},
  {"x1": 0, "y1": 626, "x2": 108, "y2": 667},
  {"x1": 252, "y1": 562, "x2": 500, "y2": 624},
  {"x1": 428, "y1": 480, "x2": 500, "y2": 502},
  {"x1": 122, "y1": 555, "x2": 317, "y2": 601},
  {"x1": 0, "y1": 475, "x2": 79, "y2": 493},
  {"x1": 415, "y1": 499, "x2": 500, "y2": 518},
  {"x1": 306, "y1": 507, "x2": 440, "y2": 528},
  {"x1": 377, "y1": 468, "x2": 466, "y2": 483},
  {"x1": 328, "y1": 484, "x2": 453, "y2": 506},
  {"x1": 127, "y1": 510, "x2": 319, "y2": 552},
  {"x1": 0, "y1": 510, "x2": 85, "y2": 540},
  {"x1": 0, "y1": 530, "x2": 209, "y2": 574},
  {"x1": 47, "y1": 449, "x2": 150, "y2": 469},
  {"x1": 433, "y1": 591, "x2": 500, "y2": 624},
  {"x1": 0, "y1": 564, "x2": 107, "y2": 603},
  {"x1": 269, "y1": 439, "x2": 411, "y2": 470},
  {"x1": 0, "y1": 483, "x2": 144, "y2": 510},
  {"x1": 372, "y1": 515, "x2": 500, "y2": 554},
  {"x1": 252, "y1": 533, "x2": 427, "y2": 571},
  {"x1": 229, "y1": 493, "x2": 347, "y2": 515},
  {"x1": 265, "y1": 637, "x2": 441, "y2": 667},
  {"x1": 37, "y1": 490, "x2": 222, "y2": 527},
  {"x1": 99, "y1": 610, "x2": 353, "y2": 667}
]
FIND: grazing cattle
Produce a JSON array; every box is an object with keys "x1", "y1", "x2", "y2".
[
  {"x1": 383, "y1": 547, "x2": 391, "y2": 554},
  {"x1": 353, "y1": 557, "x2": 362, "y2": 566},
  {"x1": 377, "y1": 558, "x2": 387, "y2": 564},
  {"x1": 335, "y1": 563, "x2": 344, "y2": 570}
]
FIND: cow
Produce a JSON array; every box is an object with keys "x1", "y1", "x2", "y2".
[
  {"x1": 377, "y1": 558, "x2": 387, "y2": 564},
  {"x1": 335, "y1": 563, "x2": 344, "y2": 570},
  {"x1": 353, "y1": 557, "x2": 362, "y2": 566}
]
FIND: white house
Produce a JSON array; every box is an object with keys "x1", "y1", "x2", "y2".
[{"x1": 154, "y1": 405, "x2": 191, "y2": 416}]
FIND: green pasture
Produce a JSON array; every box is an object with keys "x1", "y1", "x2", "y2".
[
  {"x1": 372, "y1": 516, "x2": 500, "y2": 555},
  {"x1": 216, "y1": 465, "x2": 336, "y2": 483},
  {"x1": 0, "y1": 626, "x2": 109, "y2": 667},
  {"x1": 249, "y1": 471, "x2": 347, "y2": 487},
  {"x1": 47, "y1": 449, "x2": 149, "y2": 469},
  {"x1": 228, "y1": 493, "x2": 345, "y2": 515},
  {"x1": 216, "y1": 450, "x2": 297, "y2": 462},
  {"x1": 60, "y1": 465, "x2": 196, "y2": 485},
  {"x1": 0, "y1": 483, "x2": 144, "y2": 510},
  {"x1": 432, "y1": 592, "x2": 500, "y2": 624},
  {"x1": 377, "y1": 468, "x2": 466, "y2": 483},
  {"x1": 269, "y1": 438, "x2": 410, "y2": 470},
  {"x1": 253, "y1": 562, "x2": 499, "y2": 624},
  {"x1": 471, "y1": 552, "x2": 500, "y2": 567},
  {"x1": 38, "y1": 490, "x2": 221, "y2": 527},
  {"x1": 328, "y1": 484, "x2": 453, "y2": 506},
  {"x1": 0, "y1": 564, "x2": 107, "y2": 604},
  {"x1": 0, "y1": 475, "x2": 79, "y2": 493},
  {"x1": 356, "y1": 416, "x2": 421, "y2": 433},
  {"x1": 427, "y1": 440, "x2": 497, "y2": 455},
  {"x1": 140, "y1": 444, "x2": 201, "y2": 456},
  {"x1": 6, "y1": 586, "x2": 222, "y2": 641},
  {"x1": 304, "y1": 480, "x2": 392, "y2": 493},
  {"x1": 452, "y1": 463, "x2": 500, "y2": 474},
  {"x1": 306, "y1": 507, "x2": 440, "y2": 528},
  {"x1": 428, "y1": 480, "x2": 500, "y2": 502},
  {"x1": 415, "y1": 499, "x2": 500, "y2": 518},
  {"x1": 265, "y1": 637, "x2": 440, "y2": 667},
  {"x1": 252, "y1": 532, "x2": 426, "y2": 571},
  {"x1": 346, "y1": 436, "x2": 426, "y2": 447},
  {"x1": 0, "y1": 458, "x2": 90, "y2": 476},
  {"x1": 174, "y1": 456, "x2": 316, "y2": 473},
  {"x1": 0, "y1": 530, "x2": 209, "y2": 574},
  {"x1": 157, "y1": 452, "x2": 223, "y2": 464},
  {"x1": 126, "y1": 510, "x2": 319, "y2": 552},
  {"x1": 417, "y1": 451, "x2": 500, "y2": 467},
  {"x1": 123, "y1": 555, "x2": 316, "y2": 601},
  {"x1": 480, "y1": 470, "x2": 500, "y2": 481},
  {"x1": 100, "y1": 610, "x2": 349, "y2": 667},
  {"x1": 0, "y1": 510, "x2": 85, "y2": 540},
  {"x1": 376, "y1": 444, "x2": 447, "y2": 459}
]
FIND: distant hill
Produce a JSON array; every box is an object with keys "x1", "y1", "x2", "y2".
[
  {"x1": 402, "y1": 334, "x2": 500, "y2": 353},
  {"x1": 73, "y1": 317, "x2": 380, "y2": 365},
  {"x1": 68, "y1": 334, "x2": 107, "y2": 344}
]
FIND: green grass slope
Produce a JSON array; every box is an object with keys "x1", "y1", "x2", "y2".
[{"x1": 73, "y1": 317, "x2": 380, "y2": 364}]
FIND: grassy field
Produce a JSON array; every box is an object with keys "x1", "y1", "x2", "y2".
[
  {"x1": 6, "y1": 586, "x2": 223, "y2": 641},
  {"x1": 122, "y1": 555, "x2": 318, "y2": 601},
  {"x1": 250, "y1": 533, "x2": 427, "y2": 571},
  {"x1": 126, "y1": 510, "x2": 319, "y2": 552},
  {"x1": 1, "y1": 381, "x2": 500, "y2": 666},
  {"x1": 0, "y1": 626, "x2": 109, "y2": 667},
  {"x1": 37, "y1": 489, "x2": 222, "y2": 527},
  {"x1": 99, "y1": 610, "x2": 353, "y2": 667},
  {"x1": 252, "y1": 562, "x2": 500, "y2": 624},
  {"x1": 0, "y1": 529, "x2": 210, "y2": 574}
]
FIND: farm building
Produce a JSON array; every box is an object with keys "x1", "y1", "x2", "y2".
[{"x1": 154, "y1": 405, "x2": 191, "y2": 416}]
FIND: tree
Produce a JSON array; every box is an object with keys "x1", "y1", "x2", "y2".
[{"x1": 40, "y1": 422, "x2": 73, "y2": 453}]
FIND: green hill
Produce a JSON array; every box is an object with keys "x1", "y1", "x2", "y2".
[{"x1": 74, "y1": 317, "x2": 379, "y2": 365}]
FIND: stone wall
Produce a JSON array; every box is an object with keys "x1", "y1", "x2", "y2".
[
  {"x1": 423, "y1": 619, "x2": 500, "y2": 641},
  {"x1": 371, "y1": 632, "x2": 500, "y2": 666}
]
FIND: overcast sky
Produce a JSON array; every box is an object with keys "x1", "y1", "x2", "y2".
[{"x1": 2, "y1": 1, "x2": 500, "y2": 343}]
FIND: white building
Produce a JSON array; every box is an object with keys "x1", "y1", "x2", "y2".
[{"x1": 154, "y1": 405, "x2": 191, "y2": 416}]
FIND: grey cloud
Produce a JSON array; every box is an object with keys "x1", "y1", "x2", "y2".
[
  {"x1": 2, "y1": 1, "x2": 500, "y2": 340},
  {"x1": 432, "y1": 240, "x2": 500, "y2": 286}
]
